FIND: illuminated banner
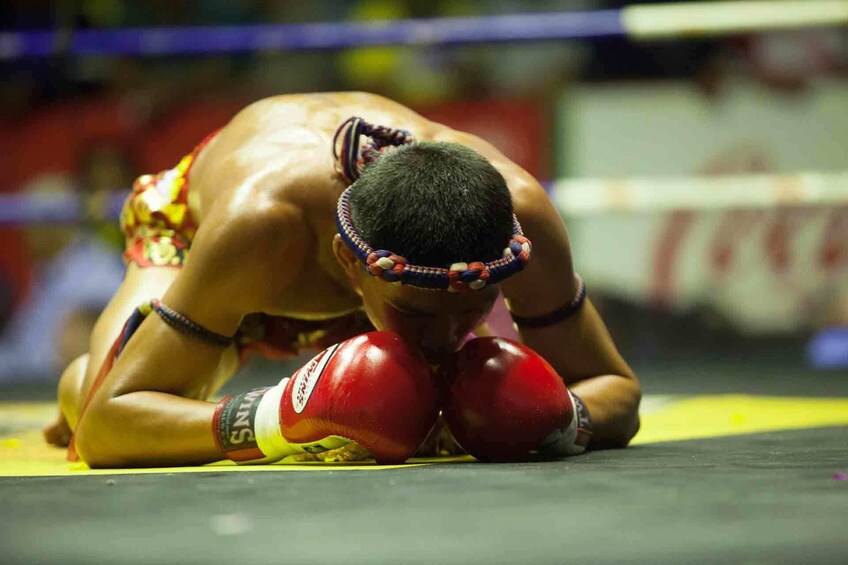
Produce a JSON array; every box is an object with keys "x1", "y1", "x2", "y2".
[{"x1": 558, "y1": 80, "x2": 848, "y2": 332}]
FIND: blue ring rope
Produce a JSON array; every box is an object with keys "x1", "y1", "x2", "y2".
[
  {"x1": 0, "y1": 11, "x2": 624, "y2": 59},
  {"x1": 0, "y1": 192, "x2": 127, "y2": 225}
]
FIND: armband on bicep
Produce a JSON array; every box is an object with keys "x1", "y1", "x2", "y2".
[
  {"x1": 510, "y1": 275, "x2": 587, "y2": 329},
  {"x1": 148, "y1": 300, "x2": 234, "y2": 347}
]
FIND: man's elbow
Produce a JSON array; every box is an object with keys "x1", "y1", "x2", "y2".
[
  {"x1": 593, "y1": 384, "x2": 641, "y2": 450},
  {"x1": 592, "y1": 414, "x2": 640, "y2": 450},
  {"x1": 616, "y1": 384, "x2": 642, "y2": 447},
  {"x1": 74, "y1": 402, "x2": 130, "y2": 468},
  {"x1": 616, "y1": 412, "x2": 642, "y2": 448}
]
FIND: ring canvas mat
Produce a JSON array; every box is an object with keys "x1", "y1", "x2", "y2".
[{"x1": 2, "y1": 394, "x2": 847, "y2": 477}]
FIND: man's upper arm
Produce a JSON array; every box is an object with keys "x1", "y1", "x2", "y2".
[
  {"x1": 503, "y1": 181, "x2": 635, "y2": 384},
  {"x1": 95, "y1": 201, "x2": 307, "y2": 400},
  {"x1": 164, "y1": 200, "x2": 307, "y2": 335}
]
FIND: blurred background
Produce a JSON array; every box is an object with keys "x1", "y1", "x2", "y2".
[{"x1": 0, "y1": 0, "x2": 846, "y2": 388}]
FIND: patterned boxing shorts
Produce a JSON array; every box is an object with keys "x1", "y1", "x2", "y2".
[{"x1": 120, "y1": 132, "x2": 216, "y2": 268}]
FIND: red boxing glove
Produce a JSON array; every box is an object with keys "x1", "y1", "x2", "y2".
[
  {"x1": 214, "y1": 332, "x2": 439, "y2": 465},
  {"x1": 440, "y1": 337, "x2": 592, "y2": 462}
]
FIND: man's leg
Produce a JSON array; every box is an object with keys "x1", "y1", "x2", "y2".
[
  {"x1": 44, "y1": 354, "x2": 86, "y2": 446},
  {"x1": 44, "y1": 265, "x2": 177, "y2": 446},
  {"x1": 45, "y1": 263, "x2": 240, "y2": 446}
]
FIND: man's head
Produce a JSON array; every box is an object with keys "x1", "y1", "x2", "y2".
[{"x1": 333, "y1": 141, "x2": 514, "y2": 362}]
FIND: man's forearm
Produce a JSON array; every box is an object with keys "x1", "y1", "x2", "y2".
[
  {"x1": 569, "y1": 375, "x2": 641, "y2": 449},
  {"x1": 75, "y1": 391, "x2": 222, "y2": 468}
]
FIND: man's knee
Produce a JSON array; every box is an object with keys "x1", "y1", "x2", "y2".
[{"x1": 58, "y1": 353, "x2": 89, "y2": 430}]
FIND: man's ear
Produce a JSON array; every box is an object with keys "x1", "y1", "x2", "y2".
[{"x1": 333, "y1": 234, "x2": 362, "y2": 291}]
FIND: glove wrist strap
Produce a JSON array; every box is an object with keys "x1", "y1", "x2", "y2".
[
  {"x1": 214, "y1": 379, "x2": 350, "y2": 464},
  {"x1": 214, "y1": 387, "x2": 287, "y2": 464},
  {"x1": 537, "y1": 391, "x2": 593, "y2": 457},
  {"x1": 570, "y1": 391, "x2": 593, "y2": 450}
]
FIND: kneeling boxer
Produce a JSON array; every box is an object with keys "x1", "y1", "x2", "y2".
[{"x1": 50, "y1": 93, "x2": 639, "y2": 467}]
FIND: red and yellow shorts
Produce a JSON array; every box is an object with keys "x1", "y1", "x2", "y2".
[{"x1": 120, "y1": 132, "x2": 216, "y2": 268}]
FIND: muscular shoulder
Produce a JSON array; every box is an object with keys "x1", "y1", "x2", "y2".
[
  {"x1": 182, "y1": 196, "x2": 309, "y2": 313},
  {"x1": 204, "y1": 192, "x2": 308, "y2": 267},
  {"x1": 225, "y1": 91, "x2": 429, "y2": 131}
]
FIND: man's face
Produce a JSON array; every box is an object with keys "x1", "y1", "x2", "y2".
[
  {"x1": 358, "y1": 270, "x2": 498, "y2": 364},
  {"x1": 333, "y1": 234, "x2": 498, "y2": 363}
]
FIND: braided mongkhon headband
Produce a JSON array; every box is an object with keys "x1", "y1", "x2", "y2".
[
  {"x1": 333, "y1": 116, "x2": 532, "y2": 293},
  {"x1": 333, "y1": 116, "x2": 417, "y2": 182}
]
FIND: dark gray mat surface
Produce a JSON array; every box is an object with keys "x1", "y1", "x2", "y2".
[
  {"x1": 3, "y1": 342, "x2": 846, "y2": 564},
  {"x1": 3, "y1": 426, "x2": 846, "y2": 565}
]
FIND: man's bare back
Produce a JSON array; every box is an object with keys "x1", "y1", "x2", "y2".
[{"x1": 186, "y1": 92, "x2": 444, "y2": 318}]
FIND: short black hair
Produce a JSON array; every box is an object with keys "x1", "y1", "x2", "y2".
[{"x1": 348, "y1": 141, "x2": 514, "y2": 268}]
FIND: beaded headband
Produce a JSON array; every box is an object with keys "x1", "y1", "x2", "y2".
[{"x1": 336, "y1": 185, "x2": 532, "y2": 293}]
